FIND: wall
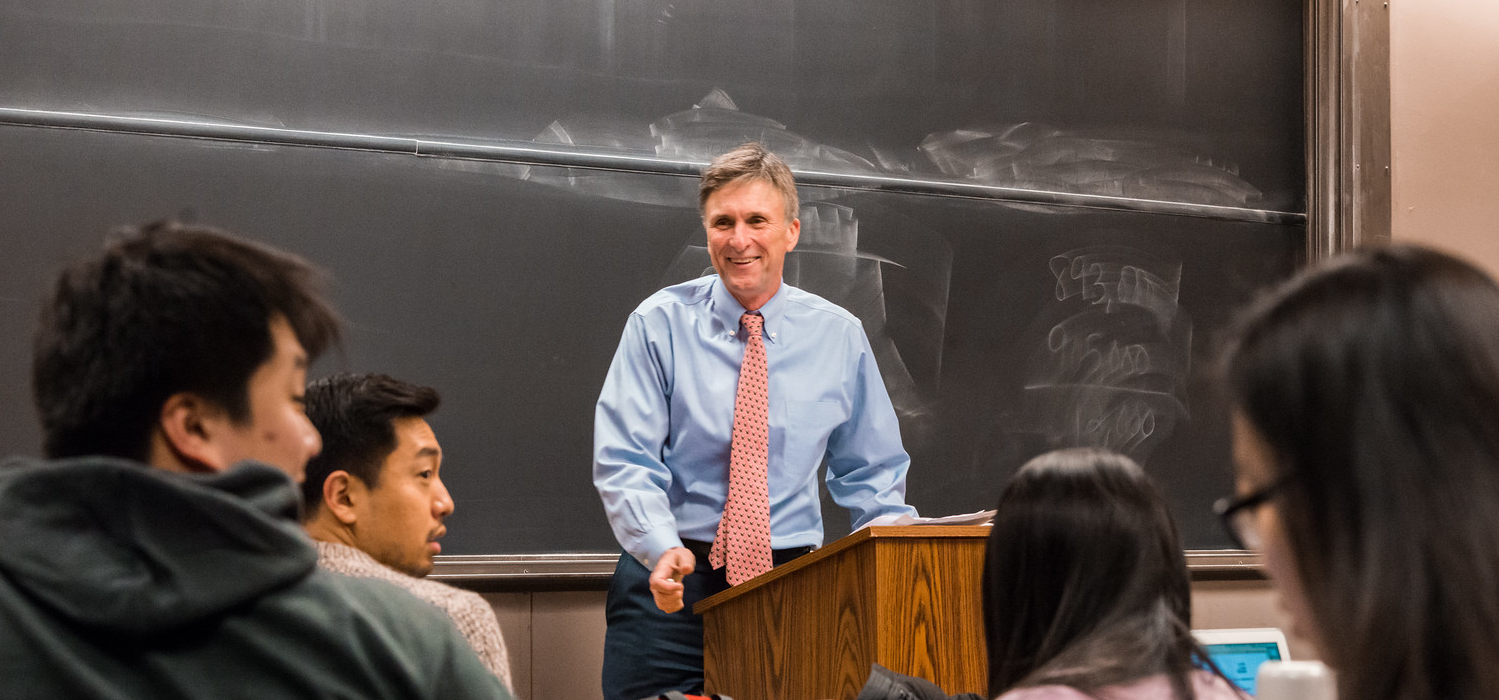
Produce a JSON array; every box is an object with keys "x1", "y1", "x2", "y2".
[
  {"x1": 483, "y1": 592, "x2": 608, "y2": 700},
  {"x1": 1191, "y1": 580, "x2": 1312, "y2": 658},
  {"x1": 1390, "y1": 0, "x2": 1499, "y2": 272}
]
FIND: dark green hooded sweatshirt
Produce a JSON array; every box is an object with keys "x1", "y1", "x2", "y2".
[{"x1": 0, "y1": 457, "x2": 511, "y2": 700}]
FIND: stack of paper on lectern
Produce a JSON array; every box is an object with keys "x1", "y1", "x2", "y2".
[{"x1": 861, "y1": 509, "x2": 996, "y2": 529}]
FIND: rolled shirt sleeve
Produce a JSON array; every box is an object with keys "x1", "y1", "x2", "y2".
[
  {"x1": 594, "y1": 312, "x2": 685, "y2": 568},
  {"x1": 824, "y1": 335, "x2": 916, "y2": 528}
]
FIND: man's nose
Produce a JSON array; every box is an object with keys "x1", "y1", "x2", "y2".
[
  {"x1": 726, "y1": 221, "x2": 754, "y2": 247},
  {"x1": 434, "y1": 478, "x2": 455, "y2": 518}
]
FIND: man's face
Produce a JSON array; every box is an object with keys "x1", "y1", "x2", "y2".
[
  {"x1": 351, "y1": 416, "x2": 454, "y2": 577},
  {"x1": 212, "y1": 317, "x2": 323, "y2": 482},
  {"x1": 704, "y1": 178, "x2": 800, "y2": 311}
]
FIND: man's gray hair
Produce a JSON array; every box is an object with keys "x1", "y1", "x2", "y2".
[{"x1": 698, "y1": 143, "x2": 799, "y2": 222}]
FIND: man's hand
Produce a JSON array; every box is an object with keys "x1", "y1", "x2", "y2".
[{"x1": 648, "y1": 547, "x2": 696, "y2": 613}]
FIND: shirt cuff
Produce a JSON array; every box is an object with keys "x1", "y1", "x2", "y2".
[
  {"x1": 849, "y1": 502, "x2": 918, "y2": 529},
  {"x1": 857, "y1": 513, "x2": 908, "y2": 530},
  {"x1": 632, "y1": 529, "x2": 687, "y2": 570}
]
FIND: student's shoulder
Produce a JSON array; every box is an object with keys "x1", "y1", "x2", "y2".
[
  {"x1": 287, "y1": 568, "x2": 475, "y2": 657},
  {"x1": 408, "y1": 574, "x2": 500, "y2": 619},
  {"x1": 211, "y1": 569, "x2": 504, "y2": 699},
  {"x1": 995, "y1": 685, "x2": 1095, "y2": 700},
  {"x1": 998, "y1": 673, "x2": 1245, "y2": 700}
]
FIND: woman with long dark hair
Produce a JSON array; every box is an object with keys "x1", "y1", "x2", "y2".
[
  {"x1": 983, "y1": 448, "x2": 1240, "y2": 700},
  {"x1": 1221, "y1": 244, "x2": 1499, "y2": 700}
]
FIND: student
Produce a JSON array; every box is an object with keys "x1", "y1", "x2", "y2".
[
  {"x1": 0, "y1": 221, "x2": 510, "y2": 699},
  {"x1": 1221, "y1": 244, "x2": 1499, "y2": 700},
  {"x1": 301, "y1": 372, "x2": 515, "y2": 692},
  {"x1": 984, "y1": 448, "x2": 1242, "y2": 700}
]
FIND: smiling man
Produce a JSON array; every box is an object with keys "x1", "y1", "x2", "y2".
[
  {"x1": 0, "y1": 222, "x2": 509, "y2": 699},
  {"x1": 301, "y1": 372, "x2": 514, "y2": 692},
  {"x1": 594, "y1": 143, "x2": 917, "y2": 700}
]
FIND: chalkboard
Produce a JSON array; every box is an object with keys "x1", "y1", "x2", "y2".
[{"x1": 0, "y1": 0, "x2": 1305, "y2": 552}]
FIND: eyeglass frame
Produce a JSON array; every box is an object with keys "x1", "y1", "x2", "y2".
[{"x1": 1213, "y1": 474, "x2": 1296, "y2": 550}]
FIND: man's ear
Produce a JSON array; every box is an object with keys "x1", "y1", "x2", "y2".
[
  {"x1": 156, "y1": 392, "x2": 231, "y2": 472},
  {"x1": 322, "y1": 470, "x2": 362, "y2": 526},
  {"x1": 785, "y1": 217, "x2": 801, "y2": 252}
]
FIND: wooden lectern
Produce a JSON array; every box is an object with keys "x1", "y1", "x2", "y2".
[{"x1": 696, "y1": 526, "x2": 990, "y2": 700}]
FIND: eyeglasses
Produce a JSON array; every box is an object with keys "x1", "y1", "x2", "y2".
[{"x1": 1213, "y1": 475, "x2": 1294, "y2": 550}]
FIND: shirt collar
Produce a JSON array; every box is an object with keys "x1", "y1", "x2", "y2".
[{"x1": 710, "y1": 276, "x2": 786, "y2": 345}]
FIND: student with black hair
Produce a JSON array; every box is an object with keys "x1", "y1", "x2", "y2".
[
  {"x1": 1222, "y1": 244, "x2": 1499, "y2": 700},
  {"x1": 0, "y1": 222, "x2": 510, "y2": 699},
  {"x1": 984, "y1": 448, "x2": 1242, "y2": 700},
  {"x1": 301, "y1": 372, "x2": 515, "y2": 692}
]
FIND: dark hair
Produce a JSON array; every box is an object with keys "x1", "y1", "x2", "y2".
[
  {"x1": 699, "y1": 142, "x2": 799, "y2": 221},
  {"x1": 300, "y1": 372, "x2": 441, "y2": 517},
  {"x1": 32, "y1": 221, "x2": 340, "y2": 461},
  {"x1": 983, "y1": 448, "x2": 1219, "y2": 700},
  {"x1": 1224, "y1": 244, "x2": 1499, "y2": 700}
]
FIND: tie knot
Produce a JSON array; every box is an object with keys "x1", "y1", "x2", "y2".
[{"x1": 741, "y1": 313, "x2": 763, "y2": 336}]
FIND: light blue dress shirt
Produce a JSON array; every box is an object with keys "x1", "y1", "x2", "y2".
[{"x1": 594, "y1": 275, "x2": 916, "y2": 568}]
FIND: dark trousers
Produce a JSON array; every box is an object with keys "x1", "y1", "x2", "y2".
[{"x1": 601, "y1": 544, "x2": 810, "y2": 700}]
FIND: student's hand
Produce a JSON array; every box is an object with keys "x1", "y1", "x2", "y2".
[{"x1": 649, "y1": 547, "x2": 696, "y2": 613}]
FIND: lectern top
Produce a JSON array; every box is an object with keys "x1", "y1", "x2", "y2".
[{"x1": 695, "y1": 525, "x2": 990, "y2": 612}]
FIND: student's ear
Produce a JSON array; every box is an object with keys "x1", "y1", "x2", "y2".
[
  {"x1": 157, "y1": 392, "x2": 232, "y2": 472},
  {"x1": 321, "y1": 471, "x2": 362, "y2": 526}
]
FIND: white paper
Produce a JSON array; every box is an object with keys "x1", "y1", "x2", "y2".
[{"x1": 859, "y1": 509, "x2": 996, "y2": 529}]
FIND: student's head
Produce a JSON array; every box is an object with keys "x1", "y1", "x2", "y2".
[
  {"x1": 699, "y1": 143, "x2": 802, "y2": 310},
  {"x1": 983, "y1": 448, "x2": 1202, "y2": 699},
  {"x1": 32, "y1": 221, "x2": 339, "y2": 481},
  {"x1": 301, "y1": 373, "x2": 453, "y2": 577},
  {"x1": 1223, "y1": 244, "x2": 1499, "y2": 700}
]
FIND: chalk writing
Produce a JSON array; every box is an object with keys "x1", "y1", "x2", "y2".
[{"x1": 1021, "y1": 245, "x2": 1191, "y2": 461}]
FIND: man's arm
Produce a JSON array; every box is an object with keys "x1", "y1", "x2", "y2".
[
  {"x1": 824, "y1": 334, "x2": 918, "y2": 527},
  {"x1": 594, "y1": 312, "x2": 686, "y2": 569}
]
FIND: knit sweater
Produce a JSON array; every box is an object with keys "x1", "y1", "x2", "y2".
[{"x1": 316, "y1": 540, "x2": 515, "y2": 693}]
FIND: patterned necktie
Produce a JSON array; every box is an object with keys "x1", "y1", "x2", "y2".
[{"x1": 710, "y1": 312, "x2": 774, "y2": 586}]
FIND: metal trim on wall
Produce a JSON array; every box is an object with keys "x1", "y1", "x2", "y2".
[
  {"x1": 0, "y1": 107, "x2": 1305, "y2": 226},
  {"x1": 430, "y1": 554, "x2": 621, "y2": 591},
  {"x1": 430, "y1": 550, "x2": 1264, "y2": 591}
]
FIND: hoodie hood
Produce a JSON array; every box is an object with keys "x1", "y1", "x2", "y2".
[{"x1": 0, "y1": 456, "x2": 316, "y2": 636}]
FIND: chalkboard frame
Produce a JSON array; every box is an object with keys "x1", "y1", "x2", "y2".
[{"x1": 0, "y1": 0, "x2": 1392, "y2": 585}]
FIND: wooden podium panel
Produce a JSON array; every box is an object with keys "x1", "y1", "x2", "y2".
[{"x1": 696, "y1": 526, "x2": 989, "y2": 700}]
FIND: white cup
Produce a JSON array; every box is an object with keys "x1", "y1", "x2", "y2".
[{"x1": 1255, "y1": 660, "x2": 1335, "y2": 700}]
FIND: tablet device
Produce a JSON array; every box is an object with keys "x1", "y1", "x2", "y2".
[{"x1": 1193, "y1": 627, "x2": 1291, "y2": 696}]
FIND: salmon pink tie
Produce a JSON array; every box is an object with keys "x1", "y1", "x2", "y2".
[{"x1": 710, "y1": 312, "x2": 774, "y2": 586}]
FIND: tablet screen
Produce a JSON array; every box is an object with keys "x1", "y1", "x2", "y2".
[{"x1": 1204, "y1": 641, "x2": 1283, "y2": 695}]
